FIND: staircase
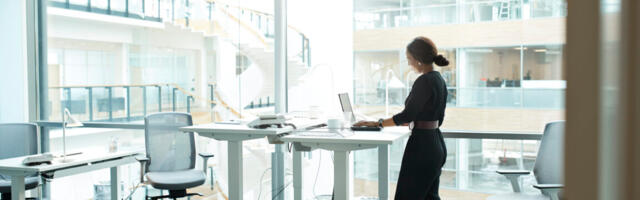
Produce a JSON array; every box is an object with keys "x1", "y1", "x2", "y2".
[{"x1": 238, "y1": 42, "x2": 310, "y2": 101}]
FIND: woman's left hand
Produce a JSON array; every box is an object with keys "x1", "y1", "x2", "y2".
[{"x1": 353, "y1": 120, "x2": 379, "y2": 127}]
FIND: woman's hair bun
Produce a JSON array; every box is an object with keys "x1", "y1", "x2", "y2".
[{"x1": 433, "y1": 54, "x2": 449, "y2": 66}]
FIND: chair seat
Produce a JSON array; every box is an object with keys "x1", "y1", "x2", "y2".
[
  {"x1": 487, "y1": 193, "x2": 550, "y2": 200},
  {"x1": 146, "y1": 170, "x2": 205, "y2": 190},
  {"x1": 0, "y1": 176, "x2": 39, "y2": 193}
]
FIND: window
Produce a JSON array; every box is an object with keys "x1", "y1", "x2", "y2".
[
  {"x1": 42, "y1": 0, "x2": 275, "y2": 198},
  {"x1": 354, "y1": 0, "x2": 566, "y2": 197}
]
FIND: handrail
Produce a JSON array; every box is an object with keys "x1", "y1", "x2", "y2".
[
  {"x1": 207, "y1": 0, "x2": 308, "y2": 38},
  {"x1": 217, "y1": 6, "x2": 269, "y2": 46},
  {"x1": 49, "y1": 83, "x2": 243, "y2": 120},
  {"x1": 49, "y1": 83, "x2": 162, "y2": 89},
  {"x1": 171, "y1": 83, "x2": 243, "y2": 118}
]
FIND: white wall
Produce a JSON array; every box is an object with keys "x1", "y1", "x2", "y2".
[
  {"x1": 287, "y1": 0, "x2": 354, "y2": 115},
  {"x1": 0, "y1": 0, "x2": 28, "y2": 123}
]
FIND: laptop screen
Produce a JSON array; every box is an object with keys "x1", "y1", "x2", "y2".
[{"x1": 338, "y1": 93, "x2": 356, "y2": 121}]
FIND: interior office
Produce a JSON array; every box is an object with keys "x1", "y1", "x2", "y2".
[{"x1": 0, "y1": 0, "x2": 638, "y2": 200}]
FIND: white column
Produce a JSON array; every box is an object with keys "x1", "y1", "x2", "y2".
[
  {"x1": 457, "y1": 139, "x2": 469, "y2": 189},
  {"x1": 0, "y1": 0, "x2": 28, "y2": 123},
  {"x1": 293, "y1": 149, "x2": 303, "y2": 200},
  {"x1": 228, "y1": 140, "x2": 243, "y2": 200},
  {"x1": 11, "y1": 175, "x2": 26, "y2": 200},
  {"x1": 273, "y1": 1, "x2": 288, "y2": 200},
  {"x1": 378, "y1": 145, "x2": 389, "y2": 200},
  {"x1": 110, "y1": 167, "x2": 121, "y2": 200},
  {"x1": 274, "y1": 0, "x2": 287, "y2": 113},
  {"x1": 333, "y1": 150, "x2": 352, "y2": 200}
]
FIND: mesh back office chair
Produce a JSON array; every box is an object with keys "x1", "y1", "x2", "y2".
[
  {"x1": 0, "y1": 123, "x2": 40, "y2": 200},
  {"x1": 488, "y1": 121, "x2": 565, "y2": 200},
  {"x1": 136, "y1": 113, "x2": 213, "y2": 200}
]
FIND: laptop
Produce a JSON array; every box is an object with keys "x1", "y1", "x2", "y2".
[
  {"x1": 338, "y1": 93, "x2": 356, "y2": 122},
  {"x1": 338, "y1": 93, "x2": 381, "y2": 131}
]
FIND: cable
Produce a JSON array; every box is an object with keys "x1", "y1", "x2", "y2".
[
  {"x1": 312, "y1": 151, "x2": 322, "y2": 199},
  {"x1": 257, "y1": 168, "x2": 272, "y2": 200},
  {"x1": 123, "y1": 182, "x2": 146, "y2": 200},
  {"x1": 271, "y1": 181, "x2": 292, "y2": 200}
]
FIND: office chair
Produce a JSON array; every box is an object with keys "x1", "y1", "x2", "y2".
[
  {"x1": 488, "y1": 121, "x2": 565, "y2": 200},
  {"x1": 136, "y1": 113, "x2": 214, "y2": 200},
  {"x1": 0, "y1": 123, "x2": 40, "y2": 200}
]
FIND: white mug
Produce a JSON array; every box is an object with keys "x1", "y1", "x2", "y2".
[{"x1": 327, "y1": 118, "x2": 343, "y2": 129}]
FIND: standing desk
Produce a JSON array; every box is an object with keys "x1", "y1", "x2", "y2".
[
  {"x1": 281, "y1": 127, "x2": 410, "y2": 200},
  {"x1": 179, "y1": 123, "x2": 296, "y2": 200},
  {"x1": 0, "y1": 150, "x2": 141, "y2": 200}
]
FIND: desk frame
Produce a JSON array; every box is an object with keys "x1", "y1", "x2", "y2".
[{"x1": 0, "y1": 152, "x2": 139, "y2": 200}]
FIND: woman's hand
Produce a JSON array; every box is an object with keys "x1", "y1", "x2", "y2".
[{"x1": 353, "y1": 120, "x2": 379, "y2": 127}]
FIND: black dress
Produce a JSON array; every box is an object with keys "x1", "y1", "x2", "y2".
[{"x1": 392, "y1": 71, "x2": 448, "y2": 200}]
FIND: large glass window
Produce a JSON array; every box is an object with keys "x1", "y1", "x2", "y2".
[
  {"x1": 353, "y1": 0, "x2": 566, "y2": 198},
  {"x1": 355, "y1": 0, "x2": 567, "y2": 30},
  {"x1": 43, "y1": 0, "x2": 276, "y2": 199}
]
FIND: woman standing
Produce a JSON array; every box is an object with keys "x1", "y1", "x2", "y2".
[{"x1": 354, "y1": 36, "x2": 449, "y2": 200}]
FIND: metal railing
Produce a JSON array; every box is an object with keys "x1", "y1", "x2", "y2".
[
  {"x1": 216, "y1": 3, "x2": 311, "y2": 67},
  {"x1": 245, "y1": 96, "x2": 274, "y2": 109},
  {"x1": 354, "y1": 0, "x2": 568, "y2": 30},
  {"x1": 48, "y1": 0, "x2": 163, "y2": 22},
  {"x1": 49, "y1": 82, "x2": 242, "y2": 122}
]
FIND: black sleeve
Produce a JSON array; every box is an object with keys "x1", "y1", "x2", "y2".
[
  {"x1": 439, "y1": 91, "x2": 447, "y2": 126},
  {"x1": 392, "y1": 75, "x2": 432, "y2": 125}
]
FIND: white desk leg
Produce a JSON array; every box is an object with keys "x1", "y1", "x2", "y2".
[
  {"x1": 110, "y1": 166, "x2": 121, "y2": 200},
  {"x1": 228, "y1": 140, "x2": 243, "y2": 200},
  {"x1": 11, "y1": 175, "x2": 26, "y2": 200},
  {"x1": 334, "y1": 150, "x2": 352, "y2": 200},
  {"x1": 378, "y1": 145, "x2": 390, "y2": 200},
  {"x1": 293, "y1": 148, "x2": 303, "y2": 200}
]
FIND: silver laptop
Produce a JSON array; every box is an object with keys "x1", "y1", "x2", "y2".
[{"x1": 338, "y1": 93, "x2": 356, "y2": 123}]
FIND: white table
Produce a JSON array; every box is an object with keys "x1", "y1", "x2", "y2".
[
  {"x1": 281, "y1": 127, "x2": 410, "y2": 200},
  {"x1": 179, "y1": 123, "x2": 297, "y2": 200},
  {"x1": 0, "y1": 150, "x2": 141, "y2": 200}
]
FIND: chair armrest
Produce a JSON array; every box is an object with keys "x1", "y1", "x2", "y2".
[
  {"x1": 496, "y1": 170, "x2": 530, "y2": 193},
  {"x1": 198, "y1": 153, "x2": 215, "y2": 172},
  {"x1": 533, "y1": 184, "x2": 563, "y2": 189},
  {"x1": 534, "y1": 184, "x2": 563, "y2": 200},
  {"x1": 135, "y1": 156, "x2": 150, "y2": 163},
  {"x1": 497, "y1": 170, "x2": 530, "y2": 175},
  {"x1": 135, "y1": 156, "x2": 149, "y2": 183},
  {"x1": 198, "y1": 153, "x2": 215, "y2": 158}
]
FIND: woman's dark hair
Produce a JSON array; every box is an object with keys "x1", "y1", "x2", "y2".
[{"x1": 406, "y1": 37, "x2": 449, "y2": 66}]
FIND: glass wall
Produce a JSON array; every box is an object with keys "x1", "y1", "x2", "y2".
[
  {"x1": 354, "y1": 0, "x2": 567, "y2": 29},
  {"x1": 43, "y1": 0, "x2": 277, "y2": 199},
  {"x1": 353, "y1": 0, "x2": 566, "y2": 197}
]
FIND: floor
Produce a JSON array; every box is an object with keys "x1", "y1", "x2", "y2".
[{"x1": 181, "y1": 178, "x2": 491, "y2": 200}]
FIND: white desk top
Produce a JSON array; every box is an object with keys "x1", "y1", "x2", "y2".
[
  {"x1": 281, "y1": 127, "x2": 411, "y2": 145},
  {"x1": 180, "y1": 123, "x2": 294, "y2": 136},
  {"x1": 0, "y1": 149, "x2": 141, "y2": 174}
]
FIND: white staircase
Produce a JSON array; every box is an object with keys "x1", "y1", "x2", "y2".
[
  {"x1": 238, "y1": 42, "x2": 310, "y2": 102},
  {"x1": 161, "y1": 4, "x2": 312, "y2": 111}
]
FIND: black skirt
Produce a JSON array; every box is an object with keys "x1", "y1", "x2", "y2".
[{"x1": 394, "y1": 128, "x2": 447, "y2": 200}]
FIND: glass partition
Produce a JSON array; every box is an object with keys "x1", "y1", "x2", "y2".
[
  {"x1": 353, "y1": 0, "x2": 566, "y2": 198},
  {"x1": 354, "y1": 0, "x2": 568, "y2": 30},
  {"x1": 42, "y1": 0, "x2": 276, "y2": 199}
]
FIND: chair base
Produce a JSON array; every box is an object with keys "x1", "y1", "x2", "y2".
[{"x1": 148, "y1": 190, "x2": 202, "y2": 200}]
